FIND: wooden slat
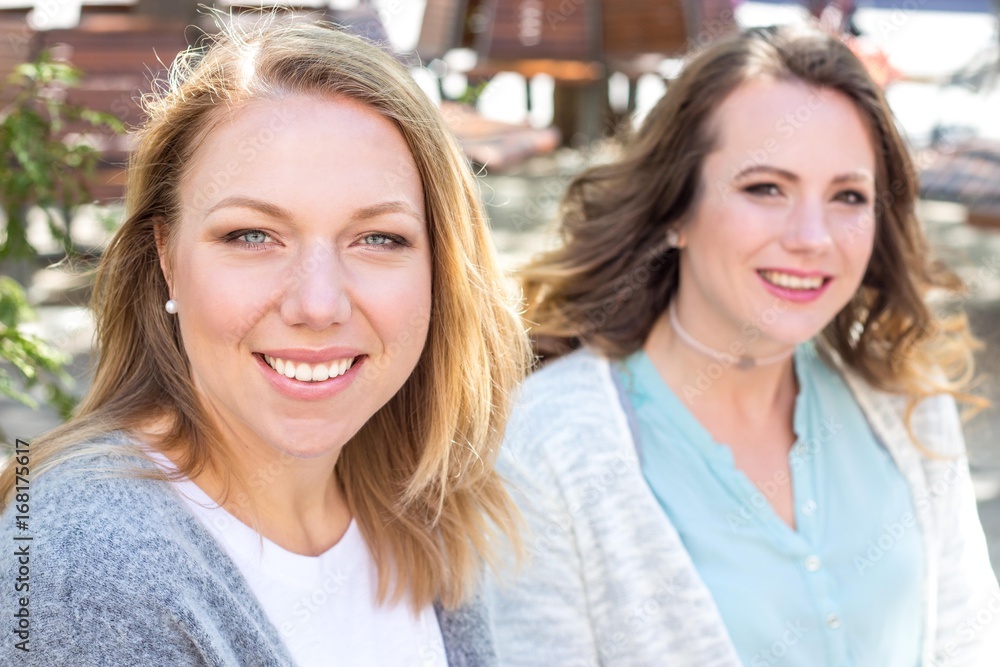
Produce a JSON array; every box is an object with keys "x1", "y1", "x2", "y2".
[
  {"x1": 416, "y1": 0, "x2": 468, "y2": 62},
  {"x1": 33, "y1": 16, "x2": 189, "y2": 201},
  {"x1": 921, "y1": 141, "x2": 1000, "y2": 229},
  {"x1": 476, "y1": 0, "x2": 597, "y2": 61},
  {"x1": 601, "y1": 0, "x2": 688, "y2": 57},
  {"x1": 0, "y1": 16, "x2": 33, "y2": 104}
]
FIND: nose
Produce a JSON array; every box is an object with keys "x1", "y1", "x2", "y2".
[
  {"x1": 782, "y1": 196, "x2": 833, "y2": 255},
  {"x1": 279, "y1": 240, "x2": 352, "y2": 330}
]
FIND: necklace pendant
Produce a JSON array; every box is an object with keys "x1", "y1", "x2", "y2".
[{"x1": 736, "y1": 356, "x2": 755, "y2": 370}]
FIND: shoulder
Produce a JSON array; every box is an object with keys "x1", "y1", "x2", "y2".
[
  {"x1": 503, "y1": 347, "x2": 635, "y2": 477},
  {"x1": 506, "y1": 348, "x2": 620, "y2": 443},
  {"x1": 826, "y1": 351, "x2": 966, "y2": 459},
  {"x1": 513, "y1": 347, "x2": 618, "y2": 418},
  {"x1": 11, "y1": 439, "x2": 177, "y2": 535},
  {"x1": 1, "y1": 438, "x2": 213, "y2": 596},
  {"x1": 1, "y1": 434, "x2": 295, "y2": 665}
]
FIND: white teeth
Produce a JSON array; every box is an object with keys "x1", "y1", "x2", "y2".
[
  {"x1": 261, "y1": 355, "x2": 357, "y2": 383},
  {"x1": 760, "y1": 270, "x2": 825, "y2": 291}
]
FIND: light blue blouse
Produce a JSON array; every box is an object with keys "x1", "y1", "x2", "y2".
[{"x1": 617, "y1": 342, "x2": 923, "y2": 667}]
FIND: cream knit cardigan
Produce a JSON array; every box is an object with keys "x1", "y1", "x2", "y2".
[{"x1": 487, "y1": 347, "x2": 1000, "y2": 667}]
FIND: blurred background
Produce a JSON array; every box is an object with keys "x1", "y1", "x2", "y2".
[{"x1": 0, "y1": 0, "x2": 999, "y2": 583}]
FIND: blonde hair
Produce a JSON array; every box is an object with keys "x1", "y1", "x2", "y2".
[
  {"x1": 0, "y1": 18, "x2": 530, "y2": 610},
  {"x1": 521, "y1": 24, "x2": 981, "y2": 417}
]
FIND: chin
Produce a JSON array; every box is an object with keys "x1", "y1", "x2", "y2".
[
  {"x1": 261, "y1": 427, "x2": 355, "y2": 461},
  {"x1": 766, "y1": 322, "x2": 828, "y2": 348}
]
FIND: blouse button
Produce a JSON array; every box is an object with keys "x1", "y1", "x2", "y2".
[
  {"x1": 801, "y1": 499, "x2": 817, "y2": 516},
  {"x1": 826, "y1": 613, "x2": 841, "y2": 629},
  {"x1": 805, "y1": 555, "x2": 821, "y2": 572}
]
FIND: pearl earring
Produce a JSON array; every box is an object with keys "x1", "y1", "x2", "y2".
[
  {"x1": 165, "y1": 299, "x2": 178, "y2": 315},
  {"x1": 665, "y1": 229, "x2": 681, "y2": 249}
]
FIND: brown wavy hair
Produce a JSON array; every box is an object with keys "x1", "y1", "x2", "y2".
[
  {"x1": 0, "y1": 18, "x2": 530, "y2": 610},
  {"x1": 523, "y1": 24, "x2": 979, "y2": 410}
]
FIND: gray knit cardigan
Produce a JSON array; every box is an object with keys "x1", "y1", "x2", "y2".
[{"x1": 0, "y1": 433, "x2": 496, "y2": 666}]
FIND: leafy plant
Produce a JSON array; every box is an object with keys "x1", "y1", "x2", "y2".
[
  {"x1": 0, "y1": 50, "x2": 124, "y2": 277},
  {"x1": 0, "y1": 51, "x2": 123, "y2": 434},
  {"x1": 0, "y1": 277, "x2": 75, "y2": 442}
]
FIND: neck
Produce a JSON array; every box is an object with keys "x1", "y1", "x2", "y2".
[
  {"x1": 145, "y1": 416, "x2": 351, "y2": 556},
  {"x1": 668, "y1": 301, "x2": 794, "y2": 369},
  {"x1": 645, "y1": 308, "x2": 798, "y2": 420}
]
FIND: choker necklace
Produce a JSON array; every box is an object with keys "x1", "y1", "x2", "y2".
[{"x1": 668, "y1": 301, "x2": 795, "y2": 370}]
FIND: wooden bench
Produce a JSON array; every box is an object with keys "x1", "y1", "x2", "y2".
[
  {"x1": 418, "y1": 0, "x2": 736, "y2": 141},
  {"x1": 27, "y1": 11, "x2": 190, "y2": 202},
  {"x1": 920, "y1": 140, "x2": 1000, "y2": 229}
]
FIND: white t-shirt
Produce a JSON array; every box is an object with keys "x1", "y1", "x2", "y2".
[{"x1": 147, "y1": 452, "x2": 448, "y2": 667}]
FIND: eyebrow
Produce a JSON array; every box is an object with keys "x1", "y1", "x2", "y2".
[
  {"x1": 733, "y1": 165, "x2": 874, "y2": 184},
  {"x1": 205, "y1": 196, "x2": 424, "y2": 223}
]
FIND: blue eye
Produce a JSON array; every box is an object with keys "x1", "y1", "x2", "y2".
[
  {"x1": 225, "y1": 229, "x2": 272, "y2": 250},
  {"x1": 360, "y1": 233, "x2": 406, "y2": 248},
  {"x1": 242, "y1": 230, "x2": 268, "y2": 244}
]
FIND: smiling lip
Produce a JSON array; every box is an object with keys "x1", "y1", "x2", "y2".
[
  {"x1": 255, "y1": 347, "x2": 363, "y2": 363},
  {"x1": 756, "y1": 268, "x2": 832, "y2": 304},
  {"x1": 253, "y1": 350, "x2": 365, "y2": 401},
  {"x1": 757, "y1": 267, "x2": 831, "y2": 278}
]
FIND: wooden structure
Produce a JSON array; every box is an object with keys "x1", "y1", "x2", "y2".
[
  {"x1": 0, "y1": 0, "x2": 607, "y2": 200},
  {"x1": 41, "y1": 15, "x2": 191, "y2": 201},
  {"x1": 921, "y1": 140, "x2": 1000, "y2": 229},
  {"x1": 0, "y1": 1, "x2": 375, "y2": 202},
  {"x1": 0, "y1": 3, "x2": 192, "y2": 202},
  {"x1": 417, "y1": 0, "x2": 737, "y2": 140}
]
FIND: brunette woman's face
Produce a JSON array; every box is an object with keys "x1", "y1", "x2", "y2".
[
  {"x1": 158, "y1": 95, "x2": 431, "y2": 461},
  {"x1": 672, "y1": 78, "x2": 877, "y2": 355}
]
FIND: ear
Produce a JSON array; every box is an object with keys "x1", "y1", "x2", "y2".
[
  {"x1": 152, "y1": 218, "x2": 172, "y2": 295},
  {"x1": 666, "y1": 224, "x2": 689, "y2": 250}
]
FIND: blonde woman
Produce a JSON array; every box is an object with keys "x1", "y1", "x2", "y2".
[
  {"x1": 0, "y1": 19, "x2": 529, "y2": 666},
  {"x1": 488, "y1": 25, "x2": 1000, "y2": 667}
]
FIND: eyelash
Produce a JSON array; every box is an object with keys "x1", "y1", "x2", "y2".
[
  {"x1": 358, "y1": 232, "x2": 408, "y2": 249},
  {"x1": 224, "y1": 229, "x2": 272, "y2": 251},
  {"x1": 835, "y1": 190, "x2": 868, "y2": 205},
  {"x1": 742, "y1": 184, "x2": 869, "y2": 205},
  {"x1": 223, "y1": 230, "x2": 409, "y2": 251},
  {"x1": 744, "y1": 183, "x2": 781, "y2": 197}
]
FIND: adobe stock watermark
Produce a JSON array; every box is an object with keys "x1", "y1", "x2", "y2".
[
  {"x1": 749, "y1": 619, "x2": 809, "y2": 667},
  {"x1": 277, "y1": 569, "x2": 350, "y2": 639},
  {"x1": 680, "y1": 295, "x2": 795, "y2": 402},
  {"x1": 521, "y1": 447, "x2": 633, "y2": 558},
  {"x1": 712, "y1": 87, "x2": 837, "y2": 200},
  {"x1": 726, "y1": 413, "x2": 844, "y2": 531},
  {"x1": 596, "y1": 570, "x2": 701, "y2": 663},
  {"x1": 189, "y1": 102, "x2": 295, "y2": 211},
  {"x1": 853, "y1": 511, "x2": 917, "y2": 574},
  {"x1": 932, "y1": 588, "x2": 1000, "y2": 666},
  {"x1": 577, "y1": 235, "x2": 675, "y2": 337}
]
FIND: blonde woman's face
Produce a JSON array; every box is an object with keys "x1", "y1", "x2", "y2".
[
  {"x1": 673, "y1": 79, "x2": 877, "y2": 354},
  {"x1": 161, "y1": 94, "x2": 431, "y2": 462}
]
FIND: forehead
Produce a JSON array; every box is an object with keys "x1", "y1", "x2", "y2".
[
  {"x1": 705, "y1": 78, "x2": 876, "y2": 174},
  {"x1": 179, "y1": 94, "x2": 424, "y2": 217}
]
